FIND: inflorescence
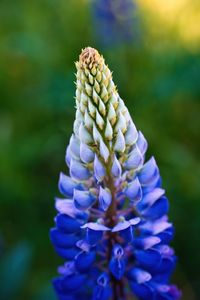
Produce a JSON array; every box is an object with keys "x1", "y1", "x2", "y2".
[{"x1": 50, "y1": 47, "x2": 181, "y2": 300}]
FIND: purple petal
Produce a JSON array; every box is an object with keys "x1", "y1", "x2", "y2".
[
  {"x1": 128, "y1": 268, "x2": 152, "y2": 284},
  {"x1": 81, "y1": 222, "x2": 110, "y2": 231},
  {"x1": 69, "y1": 134, "x2": 80, "y2": 158},
  {"x1": 114, "y1": 129, "x2": 125, "y2": 152},
  {"x1": 136, "y1": 131, "x2": 148, "y2": 156},
  {"x1": 112, "y1": 220, "x2": 130, "y2": 232},
  {"x1": 94, "y1": 154, "x2": 106, "y2": 182},
  {"x1": 112, "y1": 217, "x2": 140, "y2": 232},
  {"x1": 111, "y1": 155, "x2": 122, "y2": 177},
  {"x1": 129, "y1": 217, "x2": 141, "y2": 225},
  {"x1": 70, "y1": 159, "x2": 91, "y2": 181},
  {"x1": 80, "y1": 142, "x2": 95, "y2": 163},
  {"x1": 65, "y1": 146, "x2": 72, "y2": 167},
  {"x1": 75, "y1": 251, "x2": 96, "y2": 272},
  {"x1": 58, "y1": 172, "x2": 81, "y2": 197},
  {"x1": 140, "y1": 217, "x2": 172, "y2": 235},
  {"x1": 109, "y1": 245, "x2": 125, "y2": 280},
  {"x1": 125, "y1": 120, "x2": 138, "y2": 146},
  {"x1": 76, "y1": 239, "x2": 91, "y2": 252},
  {"x1": 124, "y1": 145, "x2": 143, "y2": 170},
  {"x1": 100, "y1": 139, "x2": 110, "y2": 162},
  {"x1": 57, "y1": 261, "x2": 75, "y2": 276},
  {"x1": 142, "y1": 196, "x2": 169, "y2": 220},
  {"x1": 79, "y1": 122, "x2": 93, "y2": 144},
  {"x1": 99, "y1": 186, "x2": 112, "y2": 211},
  {"x1": 125, "y1": 177, "x2": 142, "y2": 204},
  {"x1": 142, "y1": 171, "x2": 161, "y2": 193},
  {"x1": 138, "y1": 156, "x2": 158, "y2": 184},
  {"x1": 142, "y1": 188, "x2": 165, "y2": 206},
  {"x1": 97, "y1": 273, "x2": 109, "y2": 287},
  {"x1": 55, "y1": 198, "x2": 77, "y2": 217},
  {"x1": 133, "y1": 236, "x2": 161, "y2": 250},
  {"x1": 73, "y1": 189, "x2": 96, "y2": 210}
]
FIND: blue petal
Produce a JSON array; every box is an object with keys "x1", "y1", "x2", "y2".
[
  {"x1": 112, "y1": 217, "x2": 140, "y2": 243},
  {"x1": 65, "y1": 146, "x2": 72, "y2": 168},
  {"x1": 100, "y1": 139, "x2": 110, "y2": 162},
  {"x1": 109, "y1": 256, "x2": 125, "y2": 280},
  {"x1": 130, "y1": 281, "x2": 154, "y2": 300},
  {"x1": 50, "y1": 228, "x2": 79, "y2": 248},
  {"x1": 138, "y1": 157, "x2": 158, "y2": 184},
  {"x1": 142, "y1": 172, "x2": 161, "y2": 193},
  {"x1": 99, "y1": 186, "x2": 112, "y2": 211},
  {"x1": 157, "y1": 227, "x2": 174, "y2": 244},
  {"x1": 133, "y1": 236, "x2": 161, "y2": 250},
  {"x1": 128, "y1": 267, "x2": 152, "y2": 284},
  {"x1": 125, "y1": 120, "x2": 138, "y2": 146},
  {"x1": 141, "y1": 188, "x2": 165, "y2": 207},
  {"x1": 112, "y1": 217, "x2": 140, "y2": 232},
  {"x1": 69, "y1": 134, "x2": 80, "y2": 158},
  {"x1": 156, "y1": 256, "x2": 176, "y2": 274},
  {"x1": 94, "y1": 155, "x2": 106, "y2": 182},
  {"x1": 109, "y1": 244, "x2": 125, "y2": 279},
  {"x1": 82, "y1": 222, "x2": 110, "y2": 231},
  {"x1": 114, "y1": 129, "x2": 125, "y2": 152},
  {"x1": 70, "y1": 159, "x2": 91, "y2": 181},
  {"x1": 58, "y1": 172, "x2": 82, "y2": 197},
  {"x1": 55, "y1": 214, "x2": 81, "y2": 233},
  {"x1": 79, "y1": 122, "x2": 93, "y2": 144},
  {"x1": 139, "y1": 216, "x2": 172, "y2": 236},
  {"x1": 111, "y1": 155, "x2": 122, "y2": 177},
  {"x1": 142, "y1": 196, "x2": 169, "y2": 220},
  {"x1": 54, "y1": 246, "x2": 79, "y2": 260},
  {"x1": 92, "y1": 273, "x2": 111, "y2": 300},
  {"x1": 82, "y1": 222, "x2": 110, "y2": 245},
  {"x1": 52, "y1": 278, "x2": 73, "y2": 299},
  {"x1": 61, "y1": 274, "x2": 87, "y2": 292},
  {"x1": 135, "y1": 249, "x2": 161, "y2": 270},
  {"x1": 124, "y1": 145, "x2": 143, "y2": 170},
  {"x1": 136, "y1": 131, "x2": 148, "y2": 156},
  {"x1": 73, "y1": 189, "x2": 96, "y2": 210},
  {"x1": 120, "y1": 227, "x2": 133, "y2": 243},
  {"x1": 125, "y1": 177, "x2": 142, "y2": 204},
  {"x1": 154, "y1": 283, "x2": 181, "y2": 300},
  {"x1": 91, "y1": 229, "x2": 103, "y2": 245},
  {"x1": 57, "y1": 261, "x2": 75, "y2": 276},
  {"x1": 75, "y1": 251, "x2": 96, "y2": 272},
  {"x1": 55, "y1": 199, "x2": 88, "y2": 222},
  {"x1": 80, "y1": 142, "x2": 95, "y2": 163},
  {"x1": 92, "y1": 284, "x2": 111, "y2": 300}
]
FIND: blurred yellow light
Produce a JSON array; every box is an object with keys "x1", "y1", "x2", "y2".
[{"x1": 138, "y1": 0, "x2": 200, "y2": 50}]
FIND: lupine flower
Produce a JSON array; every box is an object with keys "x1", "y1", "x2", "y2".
[
  {"x1": 50, "y1": 47, "x2": 181, "y2": 300},
  {"x1": 92, "y1": 0, "x2": 137, "y2": 46}
]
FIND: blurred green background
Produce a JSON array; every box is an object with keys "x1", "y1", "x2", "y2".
[{"x1": 0, "y1": 0, "x2": 200, "y2": 299}]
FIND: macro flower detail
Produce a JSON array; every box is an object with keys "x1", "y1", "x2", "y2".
[{"x1": 50, "y1": 47, "x2": 181, "y2": 300}]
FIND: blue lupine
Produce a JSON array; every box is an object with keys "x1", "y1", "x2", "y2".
[
  {"x1": 50, "y1": 47, "x2": 181, "y2": 300},
  {"x1": 92, "y1": 0, "x2": 137, "y2": 46}
]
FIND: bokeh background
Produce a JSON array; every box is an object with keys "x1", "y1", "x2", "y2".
[{"x1": 0, "y1": 0, "x2": 200, "y2": 299}]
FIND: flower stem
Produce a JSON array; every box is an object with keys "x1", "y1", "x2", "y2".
[{"x1": 105, "y1": 175, "x2": 126, "y2": 300}]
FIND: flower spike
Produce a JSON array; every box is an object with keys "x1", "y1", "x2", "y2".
[{"x1": 50, "y1": 47, "x2": 181, "y2": 300}]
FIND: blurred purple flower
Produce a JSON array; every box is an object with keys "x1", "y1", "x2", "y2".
[{"x1": 92, "y1": 0, "x2": 138, "y2": 46}]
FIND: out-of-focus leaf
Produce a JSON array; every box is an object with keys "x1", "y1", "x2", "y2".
[
  {"x1": 0, "y1": 242, "x2": 33, "y2": 300},
  {"x1": 32, "y1": 284, "x2": 57, "y2": 300}
]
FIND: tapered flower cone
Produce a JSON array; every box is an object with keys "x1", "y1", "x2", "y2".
[{"x1": 50, "y1": 47, "x2": 181, "y2": 300}]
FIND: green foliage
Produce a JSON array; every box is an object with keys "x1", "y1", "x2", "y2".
[
  {"x1": 0, "y1": 1, "x2": 199, "y2": 299},
  {"x1": 0, "y1": 243, "x2": 32, "y2": 300}
]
